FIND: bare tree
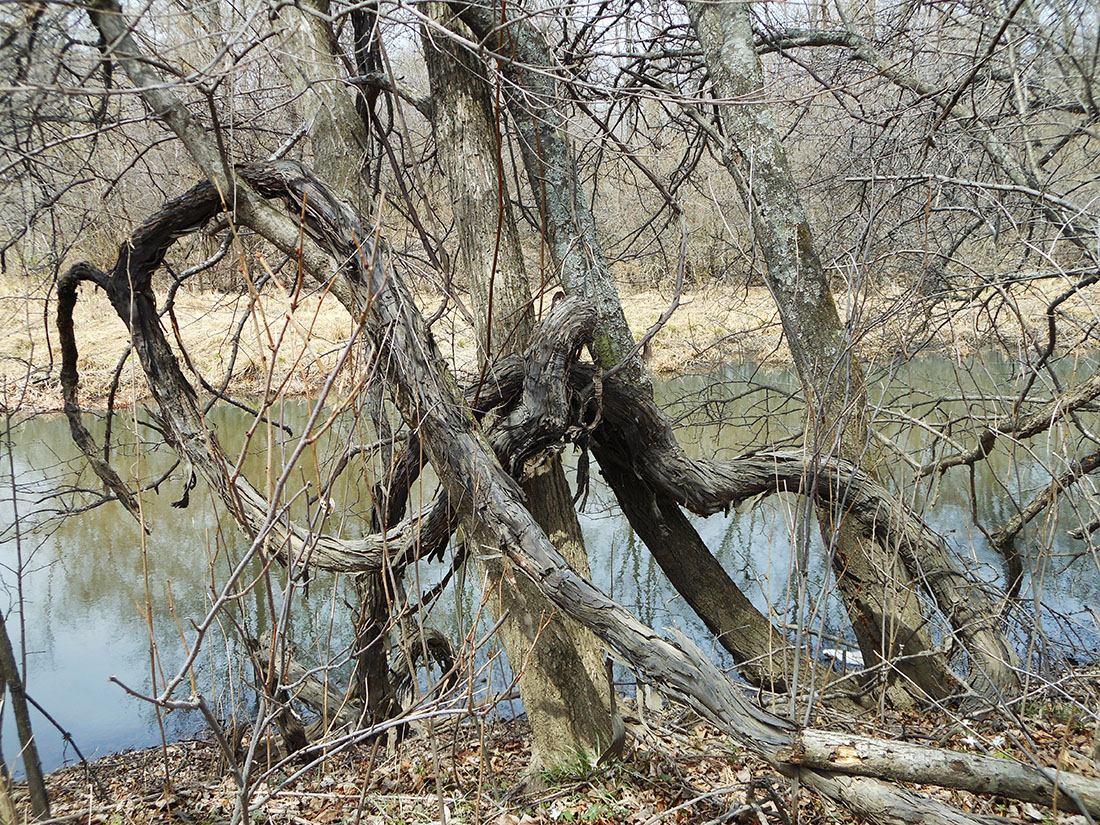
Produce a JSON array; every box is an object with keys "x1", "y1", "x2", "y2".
[{"x1": 5, "y1": 0, "x2": 1100, "y2": 820}]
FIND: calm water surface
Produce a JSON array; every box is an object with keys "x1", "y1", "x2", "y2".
[{"x1": 2, "y1": 356, "x2": 1098, "y2": 773}]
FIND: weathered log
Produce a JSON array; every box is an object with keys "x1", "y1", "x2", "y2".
[
  {"x1": 65, "y1": 161, "x2": 1093, "y2": 825},
  {"x1": 786, "y1": 729, "x2": 1100, "y2": 818}
]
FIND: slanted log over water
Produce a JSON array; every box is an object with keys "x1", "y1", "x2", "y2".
[{"x1": 59, "y1": 161, "x2": 1082, "y2": 825}]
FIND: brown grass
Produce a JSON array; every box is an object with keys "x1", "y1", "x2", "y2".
[{"x1": 2, "y1": 273, "x2": 1096, "y2": 413}]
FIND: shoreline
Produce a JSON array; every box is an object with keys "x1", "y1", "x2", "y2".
[{"x1": 2, "y1": 275, "x2": 1095, "y2": 414}]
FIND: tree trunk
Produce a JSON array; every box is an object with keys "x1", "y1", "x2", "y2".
[
  {"x1": 274, "y1": 0, "x2": 373, "y2": 216},
  {"x1": 450, "y1": 0, "x2": 843, "y2": 699},
  {"x1": 591, "y1": 431, "x2": 844, "y2": 701},
  {"x1": 0, "y1": 611, "x2": 48, "y2": 819},
  {"x1": 422, "y1": 4, "x2": 615, "y2": 769},
  {"x1": 681, "y1": 0, "x2": 1018, "y2": 704},
  {"x1": 450, "y1": 0, "x2": 646, "y2": 388},
  {"x1": 274, "y1": 0, "x2": 400, "y2": 723}
]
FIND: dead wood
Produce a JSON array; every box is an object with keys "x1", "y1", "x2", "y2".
[
  {"x1": 59, "y1": 160, "x2": 1093, "y2": 825},
  {"x1": 786, "y1": 729, "x2": 1100, "y2": 818}
]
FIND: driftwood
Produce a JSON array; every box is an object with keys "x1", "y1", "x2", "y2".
[{"x1": 57, "y1": 160, "x2": 1100, "y2": 825}]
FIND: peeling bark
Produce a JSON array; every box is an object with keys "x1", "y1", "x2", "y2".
[
  {"x1": 56, "y1": 176, "x2": 458, "y2": 578},
  {"x1": 443, "y1": 0, "x2": 825, "y2": 698},
  {"x1": 787, "y1": 729, "x2": 1100, "y2": 818}
]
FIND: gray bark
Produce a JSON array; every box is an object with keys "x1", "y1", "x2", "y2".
[
  {"x1": 681, "y1": 0, "x2": 1019, "y2": 704},
  {"x1": 788, "y1": 729, "x2": 1100, "y2": 818},
  {"x1": 450, "y1": 0, "x2": 646, "y2": 388},
  {"x1": 448, "y1": 0, "x2": 838, "y2": 699},
  {"x1": 273, "y1": 0, "x2": 394, "y2": 721},
  {"x1": 274, "y1": 0, "x2": 373, "y2": 216}
]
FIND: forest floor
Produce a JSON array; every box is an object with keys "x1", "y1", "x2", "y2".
[
  {"x1": 20, "y1": 673, "x2": 1100, "y2": 825},
  {"x1": 1, "y1": 272, "x2": 1097, "y2": 413}
]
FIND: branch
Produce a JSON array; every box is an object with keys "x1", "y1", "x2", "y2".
[
  {"x1": 916, "y1": 371, "x2": 1100, "y2": 478},
  {"x1": 991, "y1": 449, "x2": 1100, "y2": 553},
  {"x1": 56, "y1": 263, "x2": 143, "y2": 523}
]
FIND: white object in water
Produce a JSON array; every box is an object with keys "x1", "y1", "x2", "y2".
[{"x1": 819, "y1": 647, "x2": 865, "y2": 669}]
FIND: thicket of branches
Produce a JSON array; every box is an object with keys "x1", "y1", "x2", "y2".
[{"x1": 1, "y1": 0, "x2": 1100, "y2": 822}]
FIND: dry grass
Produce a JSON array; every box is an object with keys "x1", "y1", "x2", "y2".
[{"x1": 2, "y1": 272, "x2": 1097, "y2": 413}]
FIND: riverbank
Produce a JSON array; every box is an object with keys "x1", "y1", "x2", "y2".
[
  {"x1": 1, "y1": 273, "x2": 1095, "y2": 414},
  {"x1": 19, "y1": 680, "x2": 1100, "y2": 825}
]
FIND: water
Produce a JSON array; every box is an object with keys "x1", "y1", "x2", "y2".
[{"x1": 2, "y1": 356, "x2": 1099, "y2": 774}]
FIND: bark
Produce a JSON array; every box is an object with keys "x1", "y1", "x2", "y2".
[
  {"x1": 0, "y1": 611, "x2": 48, "y2": 819},
  {"x1": 63, "y1": 159, "x2": 1100, "y2": 824},
  {"x1": 57, "y1": 277, "x2": 142, "y2": 522},
  {"x1": 424, "y1": 2, "x2": 616, "y2": 769},
  {"x1": 450, "y1": 0, "x2": 646, "y2": 388},
  {"x1": 274, "y1": 0, "x2": 373, "y2": 216},
  {"x1": 226, "y1": 164, "x2": 1001, "y2": 825},
  {"x1": 57, "y1": 211, "x2": 458, "y2": 579},
  {"x1": 474, "y1": 356, "x2": 1014, "y2": 703},
  {"x1": 448, "y1": 0, "x2": 828, "y2": 699},
  {"x1": 274, "y1": 0, "x2": 396, "y2": 720},
  {"x1": 346, "y1": 572, "x2": 399, "y2": 725},
  {"x1": 591, "y1": 431, "x2": 840, "y2": 700},
  {"x1": 786, "y1": 729, "x2": 1100, "y2": 818},
  {"x1": 681, "y1": 0, "x2": 1017, "y2": 704}
]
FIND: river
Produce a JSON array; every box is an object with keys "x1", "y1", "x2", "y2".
[{"x1": 2, "y1": 355, "x2": 1098, "y2": 774}]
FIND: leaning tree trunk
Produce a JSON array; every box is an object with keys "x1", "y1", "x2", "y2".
[
  {"x1": 451, "y1": 0, "x2": 843, "y2": 699},
  {"x1": 422, "y1": 2, "x2": 616, "y2": 769},
  {"x1": 0, "y1": 611, "x2": 48, "y2": 819},
  {"x1": 681, "y1": 0, "x2": 1019, "y2": 705}
]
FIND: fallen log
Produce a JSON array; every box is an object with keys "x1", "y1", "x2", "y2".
[
  {"x1": 60, "y1": 159, "x2": 1099, "y2": 825},
  {"x1": 786, "y1": 729, "x2": 1100, "y2": 818}
]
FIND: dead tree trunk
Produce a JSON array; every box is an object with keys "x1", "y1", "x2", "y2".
[{"x1": 57, "y1": 158, "x2": 1100, "y2": 825}]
